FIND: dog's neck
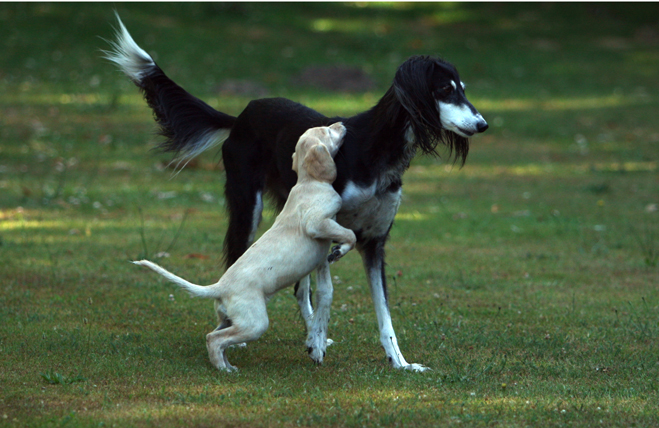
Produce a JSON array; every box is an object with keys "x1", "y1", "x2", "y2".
[{"x1": 359, "y1": 86, "x2": 418, "y2": 190}]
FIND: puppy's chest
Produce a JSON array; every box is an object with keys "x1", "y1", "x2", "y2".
[{"x1": 337, "y1": 180, "x2": 402, "y2": 240}]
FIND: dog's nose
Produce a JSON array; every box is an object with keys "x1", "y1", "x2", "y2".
[
  {"x1": 330, "y1": 122, "x2": 346, "y2": 138},
  {"x1": 477, "y1": 121, "x2": 489, "y2": 133}
]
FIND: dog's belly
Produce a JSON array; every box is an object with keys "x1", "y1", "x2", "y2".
[{"x1": 337, "y1": 185, "x2": 402, "y2": 240}]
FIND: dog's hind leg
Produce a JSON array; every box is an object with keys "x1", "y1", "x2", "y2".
[
  {"x1": 359, "y1": 237, "x2": 430, "y2": 372},
  {"x1": 306, "y1": 261, "x2": 333, "y2": 364},
  {"x1": 222, "y1": 137, "x2": 266, "y2": 267}
]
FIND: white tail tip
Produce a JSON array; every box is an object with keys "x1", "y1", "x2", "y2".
[{"x1": 102, "y1": 12, "x2": 156, "y2": 83}]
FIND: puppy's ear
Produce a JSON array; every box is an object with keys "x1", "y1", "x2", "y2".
[{"x1": 303, "y1": 144, "x2": 337, "y2": 183}]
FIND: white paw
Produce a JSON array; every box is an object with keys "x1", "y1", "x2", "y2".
[
  {"x1": 222, "y1": 364, "x2": 239, "y2": 373},
  {"x1": 403, "y1": 363, "x2": 431, "y2": 372},
  {"x1": 307, "y1": 346, "x2": 325, "y2": 364},
  {"x1": 306, "y1": 334, "x2": 328, "y2": 364}
]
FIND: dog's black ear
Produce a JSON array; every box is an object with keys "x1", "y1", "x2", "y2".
[
  {"x1": 392, "y1": 56, "x2": 442, "y2": 155},
  {"x1": 393, "y1": 56, "x2": 469, "y2": 165},
  {"x1": 303, "y1": 144, "x2": 337, "y2": 183}
]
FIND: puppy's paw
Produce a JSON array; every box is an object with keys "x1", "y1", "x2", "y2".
[
  {"x1": 223, "y1": 363, "x2": 239, "y2": 373},
  {"x1": 327, "y1": 245, "x2": 343, "y2": 264}
]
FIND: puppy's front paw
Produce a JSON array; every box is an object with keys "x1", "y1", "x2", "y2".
[{"x1": 327, "y1": 245, "x2": 343, "y2": 264}]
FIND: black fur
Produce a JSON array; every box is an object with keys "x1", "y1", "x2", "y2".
[{"x1": 135, "y1": 64, "x2": 236, "y2": 157}]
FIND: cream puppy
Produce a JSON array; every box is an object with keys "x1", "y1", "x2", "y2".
[{"x1": 134, "y1": 123, "x2": 355, "y2": 371}]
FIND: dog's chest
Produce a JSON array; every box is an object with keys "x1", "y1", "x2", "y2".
[{"x1": 337, "y1": 181, "x2": 402, "y2": 240}]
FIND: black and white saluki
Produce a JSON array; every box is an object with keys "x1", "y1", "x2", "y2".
[{"x1": 105, "y1": 15, "x2": 488, "y2": 371}]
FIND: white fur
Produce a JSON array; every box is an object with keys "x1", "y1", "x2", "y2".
[
  {"x1": 133, "y1": 260, "x2": 216, "y2": 298},
  {"x1": 365, "y1": 258, "x2": 428, "y2": 372},
  {"x1": 134, "y1": 124, "x2": 356, "y2": 371},
  {"x1": 180, "y1": 129, "x2": 231, "y2": 165},
  {"x1": 167, "y1": 129, "x2": 232, "y2": 175},
  {"x1": 340, "y1": 181, "x2": 377, "y2": 211},
  {"x1": 247, "y1": 191, "x2": 264, "y2": 244},
  {"x1": 438, "y1": 101, "x2": 487, "y2": 138},
  {"x1": 102, "y1": 13, "x2": 155, "y2": 83},
  {"x1": 338, "y1": 187, "x2": 401, "y2": 240},
  {"x1": 295, "y1": 274, "x2": 314, "y2": 328}
]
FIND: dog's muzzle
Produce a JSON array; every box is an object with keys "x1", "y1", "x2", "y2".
[{"x1": 438, "y1": 101, "x2": 489, "y2": 137}]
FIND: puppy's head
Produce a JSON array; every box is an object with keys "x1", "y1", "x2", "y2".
[
  {"x1": 302, "y1": 139, "x2": 337, "y2": 183},
  {"x1": 292, "y1": 123, "x2": 345, "y2": 183}
]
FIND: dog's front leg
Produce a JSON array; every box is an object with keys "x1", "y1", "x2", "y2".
[
  {"x1": 306, "y1": 260, "x2": 333, "y2": 364},
  {"x1": 294, "y1": 275, "x2": 314, "y2": 332},
  {"x1": 359, "y1": 238, "x2": 430, "y2": 372}
]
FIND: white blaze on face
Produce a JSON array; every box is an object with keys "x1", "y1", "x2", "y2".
[
  {"x1": 437, "y1": 102, "x2": 482, "y2": 137},
  {"x1": 437, "y1": 82, "x2": 487, "y2": 137}
]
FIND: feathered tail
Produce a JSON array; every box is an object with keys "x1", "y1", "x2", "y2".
[{"x1": 103, "y1": 13, "x2": 236, "y2": 167}]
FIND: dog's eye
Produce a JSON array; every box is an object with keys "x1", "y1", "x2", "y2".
[{"x1": 438, "y1": 85, "x2": 453, "y2": 96}]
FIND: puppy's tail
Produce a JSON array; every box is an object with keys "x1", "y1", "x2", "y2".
[
  {"x1": 103, "y1": 12, "x2": 236, "y2": 167},
  {"x1": 132, "y1": 260, "x2": 221, "y2": 299}
]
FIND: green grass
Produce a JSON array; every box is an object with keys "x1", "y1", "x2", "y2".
[{"x1": 1, "y1": 2, "x2": 658, "y2": 427}]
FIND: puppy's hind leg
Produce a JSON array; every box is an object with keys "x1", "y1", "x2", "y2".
[
  {"x1": 213, "y1": 300, "x2": 231, "y2": 329},
  {"x1": 206, "y1": 296, "x2": 269, "y2": 372}
]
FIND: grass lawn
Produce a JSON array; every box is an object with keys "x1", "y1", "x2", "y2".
[{"x1": 1, "y1": 3, "x2": 658, "y2": 427}]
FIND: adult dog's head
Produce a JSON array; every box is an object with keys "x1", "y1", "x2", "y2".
[
  {"x1": 292, "y1": 122, "x2": 346, "y2": 183},
  {"x1": 393, "y1": 55, "x2": 488, "y2": 165}
]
